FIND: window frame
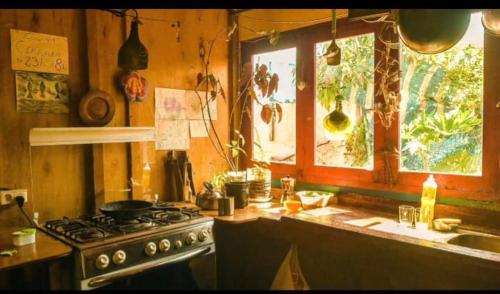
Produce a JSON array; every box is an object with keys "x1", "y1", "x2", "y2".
[{"x1": 241, "y1": 18, "x2": 499, "y2": 202}]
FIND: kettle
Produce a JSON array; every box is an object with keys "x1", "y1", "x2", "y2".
[{"x1": 196, "y1": 182, "x2": 222, "y2": 210}]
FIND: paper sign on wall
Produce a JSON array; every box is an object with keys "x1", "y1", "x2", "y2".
[
  {"x1": 11, "y1": 29, "x2": 69, "y2": 75},
  {"x1": 189, "y1": 120, "x2": 210, "y2": 138},
  {"x1": 155, "y1": 120, "x2": 190, "y2": 150}
]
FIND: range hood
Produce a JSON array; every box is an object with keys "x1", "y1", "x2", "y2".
[{"x1": 29, "y1": 127, "x2": 155, "y2": 146}]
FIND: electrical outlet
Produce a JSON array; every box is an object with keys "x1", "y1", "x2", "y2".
[{"x1": 0, "y1": 189, "x2": 27, "y2": 205}]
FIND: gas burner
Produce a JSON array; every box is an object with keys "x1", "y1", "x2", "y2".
[
  {"x1": 118, "y1": 222, "x2": 154, "y2": 233},
  {"x1": 151, "y1": 201, "x2": 176, "y2": 210},
  {"x1": 69, "y1": 227, "x2": 108, "y2": 242}
]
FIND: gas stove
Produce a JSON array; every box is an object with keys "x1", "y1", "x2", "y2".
[{"x1": 41, "y1": 202, "x2": 215, "y2": 290}]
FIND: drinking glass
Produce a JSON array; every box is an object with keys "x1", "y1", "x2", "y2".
[
  {"x1": 414, "y1": 208, "x2": 426, "y2": 230},
  {"x1": 399, "y1": 205, "x2": 415, "y2": 228}
]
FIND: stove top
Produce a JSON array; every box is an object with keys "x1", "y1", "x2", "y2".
[{"x1": 43, "y1": 202, "x2": 205, "y2": 245}]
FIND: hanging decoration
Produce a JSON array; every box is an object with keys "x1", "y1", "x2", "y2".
[
  {"x1": 118, "y1": 10, "x2": 149, "y2": 70},
  {"x1": 323, "y1": 9, "x2": 341, "y2": 66},
  {"x1": 322, "y1": 95, "x2": 352, "y2": 138},
  {"x1": 121, "y1": 71, "x2": 148, "y2": 102}
]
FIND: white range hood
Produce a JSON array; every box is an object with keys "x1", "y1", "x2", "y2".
[{"x1": 29, "y1": 127, "x2": 155, "y2": 146}]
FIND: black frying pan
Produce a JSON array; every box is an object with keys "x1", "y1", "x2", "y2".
[{"x1": 100, "y1": 200, "x2": 153, "y2": 220}]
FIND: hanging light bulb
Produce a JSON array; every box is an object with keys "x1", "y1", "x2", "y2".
[
  {"x1": 324, "y1": 9, "x2": 341, "y2": 66},
  {"x1": 118, "y1": 10, "x2": 149, "y2": 70},
  {"x1": 482, "y1": 9, "x2": 500, "y2": 36},
  {"x1": 323, "y1": 95, "x2": 352, "y2": 140}
]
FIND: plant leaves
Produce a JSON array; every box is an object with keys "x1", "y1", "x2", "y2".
[{"x1": 267, "y1": 73, "x2": 279, "y2": 97}]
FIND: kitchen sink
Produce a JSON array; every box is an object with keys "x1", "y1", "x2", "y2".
[{"x1": 446, "y1": 234, "x2": 500, "y2": 254}]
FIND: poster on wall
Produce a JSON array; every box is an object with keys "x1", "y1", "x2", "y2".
[
  {"x1": 189, "y1": 120, "x2": 210, "y2": 138},
  {"x1": 155, "y1": 88, "x2": 186, "y2": 120},
  {"x1": 155, "y1": 119, "x2": 190, "y2": 150},
  {"x1": 15, "y1": 71, "x2": 69, "y2": 113},
  {"x1": 11, "y1": 29, "x2": 69, "y2": 75},
  {"x1": 185, "y1": 90, "x2": 217, "y2": 120}
]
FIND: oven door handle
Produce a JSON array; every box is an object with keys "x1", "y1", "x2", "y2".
[{"x1": 87, "y1": 246, "x2": 212, "y2": 289}]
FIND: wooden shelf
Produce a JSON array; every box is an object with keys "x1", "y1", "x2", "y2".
[{"x1": 29, "y1": 127, "x2": 155, "y2": 146}]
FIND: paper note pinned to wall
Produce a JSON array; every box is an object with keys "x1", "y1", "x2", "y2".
[
  {"x1": 185, "y1": 90, "x2": 217, "y2": 120},
  {"x1": 189, "y1": 120, "x2": 210, "y2": 138},
  {"x1": 11, "y1": 29, "x2": 69, "y2": 75},
  {"x1": 155, "y1": 120, "x2": 190, "y2": 150},
  {"x1": 155, "y1": 88, "x2": 186, "y2": 120}
]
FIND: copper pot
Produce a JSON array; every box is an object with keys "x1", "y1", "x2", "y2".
[{"x1": 397, "y1": 9, "x2": 471, "y2": 54}]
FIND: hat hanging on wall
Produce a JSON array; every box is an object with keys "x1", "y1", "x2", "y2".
[{"x1": 118, "y1": 10, "x2": 149, "y2": 70}]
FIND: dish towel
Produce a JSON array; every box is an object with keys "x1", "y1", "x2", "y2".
[{"x1": 270, "y1": 244, "x2": 310, "y2": 290}]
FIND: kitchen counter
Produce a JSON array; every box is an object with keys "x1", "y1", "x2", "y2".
[
  {"x1": 210, "y1": 200, "x2": 500, "y2": 289},
  {"x1": 198, "y1": 200, "x2": 500, "y2": 264},
  {"x1": 0, "y1": 226, "x2": 73, "y2": 272}
]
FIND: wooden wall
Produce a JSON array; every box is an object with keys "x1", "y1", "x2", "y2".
[
  {"x1": 238, "y1": 9, "x2": 347, "y2": 41},
  {"x1": 0, "y1": 10, "x2": 89, "y2": 226},
  {"x1": 0, "y1": 9, "x2": 229, "y2": 226}
]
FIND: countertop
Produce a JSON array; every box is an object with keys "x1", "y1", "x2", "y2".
[
  {"x1": 199, "y1": 201, "x2": 500, "y2": 264},
  {"x1": 0, "y1": 226, "x2": 73, "y2": 271}
]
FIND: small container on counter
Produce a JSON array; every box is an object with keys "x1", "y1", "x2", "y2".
[
  {"x1": 12, "y1": 228, "x2": 36, "y2": 246},
  {"x1": 218, "y1": 197, "x2": 234, "y2": 216}
]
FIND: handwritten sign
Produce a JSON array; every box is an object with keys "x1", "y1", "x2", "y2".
[{"x1": 11, "y1": 29, "x2": 69, "y2": 75}]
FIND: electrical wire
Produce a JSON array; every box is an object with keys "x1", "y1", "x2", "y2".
[{"x1": 239, "y1": 13, "x2": 331, "y2": 24}]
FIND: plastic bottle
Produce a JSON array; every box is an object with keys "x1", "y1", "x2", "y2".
[
  {"x1": 142, "y1": 162, "x2": 151, "y2": 197},
  {"x1": 420, "y1": 175, "x2": 437, "y2": 228}
]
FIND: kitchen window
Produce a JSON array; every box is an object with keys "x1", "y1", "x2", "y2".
[
  {"x1": 241, "y1": 14, "x2": 498, "y2": 200},
  {"x1": 315, "y1": 33, "x2": 375, "y2": 169},
  {"x1": 399, "y1": 13, "x2": 484, "y2": 176},
  {"x1": 252, "y1": 47, "x2": 297, "y2": 164}
]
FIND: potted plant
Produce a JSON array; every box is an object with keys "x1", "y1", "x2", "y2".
[{"x1": 193, "y1": 30, "x2": 279, "y2": 208}]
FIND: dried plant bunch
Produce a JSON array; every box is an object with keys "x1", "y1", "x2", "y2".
[{"x1": 374, "y1": 22, "x2": 401, "y2": 130}]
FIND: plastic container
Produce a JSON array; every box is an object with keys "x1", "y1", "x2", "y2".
[{"x1": 12, "y1": 228, "x2": 36, "y2": 246}]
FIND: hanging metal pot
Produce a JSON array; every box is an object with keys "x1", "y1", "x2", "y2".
[
  {"x1": 397, "y1": 9, "x2": 471, "y2": 54},
  {"x1": 482, "y1": 9, "x2": 500, "y2": 36}
]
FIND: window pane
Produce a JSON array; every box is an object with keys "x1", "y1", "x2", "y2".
[
  {"x1": 252, "y1": 48, "x2": 296, "y2": 164},
  {"x1": 315, "y1": 33, "x2": 375, "y2": 169},
  {"x1": 400, "y1": 13, "x2": 483, "y2": 175}
]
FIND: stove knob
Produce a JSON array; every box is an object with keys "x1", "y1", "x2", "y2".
[
  {"x1": 185, "y1": 232, "x2": 197, "y2": 246},
  {"x1": 174, "y1": 240, "x2": 183, "y2": 249},
  {"x1": 144, "y1": 242, "x2": 157, "y2": 256},
  {"x1": 112, "y1": 250, "x2": 126, "y2": 265},
  {"x1": 159, "y1": 239, "x2": 171, "y2": 252},
  {"x1": 198, "y1": 229, "x2": 209, "y2": 242},
  {"x1": 95, "y1": 254, "x2": 110, "y2": 270}
]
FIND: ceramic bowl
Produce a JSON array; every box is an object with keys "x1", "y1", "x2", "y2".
[{"x1": 296, "y1": 190, "x2": 334, "y2": 210}]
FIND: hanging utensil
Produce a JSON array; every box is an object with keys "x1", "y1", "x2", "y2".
[
  {"x1": 324, "y1": 9, "x2": 341, "y2": 66},
  {"x1": 482, "y1": 9, "x2": 500, "y2": 36},
  {"x1": 397, "y1": 9, "x2": 471, "y2": 54}
]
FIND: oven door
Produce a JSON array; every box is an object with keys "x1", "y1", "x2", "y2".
[{"x1": 80, "y1": 244, "x2": 214, "y2": 290}]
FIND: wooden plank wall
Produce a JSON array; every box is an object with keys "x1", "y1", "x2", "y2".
[
  {"x1": 127, "y1": 9, "x2": 229, "y2": 202},
  {"x1": 0, "y1": 9, "x2": 229, "y2": 226},
  {"x1": 0, "y1": 10, "x2": 89, "y2": 226}
]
